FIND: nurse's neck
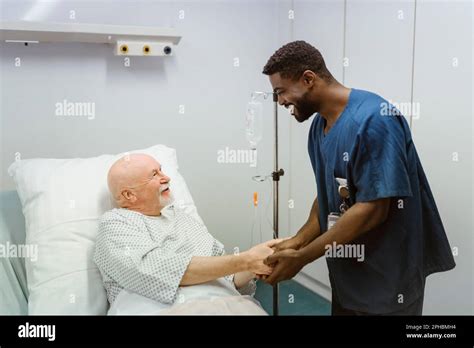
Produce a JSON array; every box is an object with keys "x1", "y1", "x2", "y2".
[{"x1": 317, "y1": 83, "x2": 351, "y2": 134}]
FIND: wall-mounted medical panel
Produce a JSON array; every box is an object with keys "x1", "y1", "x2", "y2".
[{"x1": 0, "y1": 21, "x2": 181, "y2": 56}]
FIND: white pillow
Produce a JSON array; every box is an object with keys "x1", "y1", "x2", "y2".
[{"x1": 7, "y1": 144, "x2": 202, "y2": 314}]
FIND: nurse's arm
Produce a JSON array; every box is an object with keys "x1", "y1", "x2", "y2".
[
  {"x1": 298, "y1": 198, "x2": 390, "y2": 264},
  {"x1": 298, "y1": 197, "x2": 322, "y2": 245}
]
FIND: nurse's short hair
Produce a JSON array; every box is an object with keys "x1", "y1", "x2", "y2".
[{"x1": 262, "y1": 40, "x2": 333, "y2": 81}]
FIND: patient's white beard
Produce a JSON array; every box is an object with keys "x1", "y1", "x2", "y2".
[{"x1": 159, "y1": 191, "x2": 174, "y2": 207}]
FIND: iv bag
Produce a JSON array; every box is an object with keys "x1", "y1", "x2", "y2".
[{"x1": 245, "y1": 101, "x2": 263, "y2": 150}]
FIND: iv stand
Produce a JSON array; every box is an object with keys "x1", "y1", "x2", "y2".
[
  {"x1": 271, "y1": 92, "x2": 284, "y2": 316},
  {"x1": 248, "y1": 92, "x2": 285, "y2": 316},
  {"x1": 249, "y1": 91, "x2": 284, "y2": 316}
]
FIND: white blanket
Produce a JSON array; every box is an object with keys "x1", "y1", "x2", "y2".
[{"x1": 108, "y1": 278, "x2": 267, "y2": 315}]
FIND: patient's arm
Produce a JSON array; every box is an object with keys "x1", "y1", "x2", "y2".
[
  {"x1": 180, "y1": 240, "x2": 278, "y2": 286},
  {"x1": 95, "y1": 212, "x2": 280, "y2": 304}
]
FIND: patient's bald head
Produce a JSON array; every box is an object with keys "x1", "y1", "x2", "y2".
[{"x1": 107, "y1": 153, "x2": 172, "y2": 216}]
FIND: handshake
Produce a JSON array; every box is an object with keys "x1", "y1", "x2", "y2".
[{"x1": 240, "y1": 236, "x2": 306, "y2": 285}]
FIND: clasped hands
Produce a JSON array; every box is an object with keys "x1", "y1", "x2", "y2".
[{"x1": 243, "y1": 236, "x2": 307, "y2": 286}]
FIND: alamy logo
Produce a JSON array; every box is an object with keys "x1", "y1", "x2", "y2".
[
  {"x1": 18, "y1": 322, "x2": 55, "y2": 341},
  {"x1": 325, "y1": 241, "x2": 365, "y2": 262},
  {"x1": 55, "y1": 99, "x2": 95, "y2": 120},
  {"x1": 380, "y1": 100, "x2": 420, "y2": 119},
  {"x1": 217, "y1": 147, "x2": 257, "y2": 167},
  {"x1": 0, "y1": 242, "x2": 38, "y2": 262}
]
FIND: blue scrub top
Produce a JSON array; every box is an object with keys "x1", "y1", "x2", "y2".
[{"x1": 308, "y1": 88, "x2": 455, "y2": 313}]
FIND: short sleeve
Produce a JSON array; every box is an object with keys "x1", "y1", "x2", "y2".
[
  {"x1": 93, "y1": 214, "x2": 193, "y2": 304},
  {"x1": 347, "y1": 114, "x2": 413, "y2": 202}
]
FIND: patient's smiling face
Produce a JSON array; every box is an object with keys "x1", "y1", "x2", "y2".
[{"x1": 107, "y1": 153, "x2": 173, "y2": 216}]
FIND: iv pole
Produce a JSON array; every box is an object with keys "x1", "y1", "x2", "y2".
[
  {"x1": 249, "y1": 91, "x2": 284, "y2": 316},
  {"x1": 271, "y1": 92, "x2": 284, "y2": 316}
]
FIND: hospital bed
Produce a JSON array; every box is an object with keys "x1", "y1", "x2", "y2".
[
  {"x1": 0, "y1": 190, "x2": 29, "y2": 314},
  {"x1": 0, "y1": 190, "x2": 267, "y2": 315},
  {"x1": 0, "y1": 144, "x2": 267, "y2": 315}
]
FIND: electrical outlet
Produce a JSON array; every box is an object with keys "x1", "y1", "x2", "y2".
[{"x1": 114, "y1": 41, "x2": 174, "y2": 56}]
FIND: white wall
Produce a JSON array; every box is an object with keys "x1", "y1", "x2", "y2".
[
  {"x1": 410, "y1": 0, "x2": 473, "y2": 315},
  {"x1": 0, "y1": 0, "x2": 472, "y2": 314}
]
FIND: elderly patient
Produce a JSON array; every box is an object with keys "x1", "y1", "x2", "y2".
[{"x1": 93, "y1": 153, "x2": 277, "y2": 315}]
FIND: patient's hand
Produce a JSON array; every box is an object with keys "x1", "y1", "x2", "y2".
[{"x1": 242, "y1": 239, "x2": 282, "y2": 275}]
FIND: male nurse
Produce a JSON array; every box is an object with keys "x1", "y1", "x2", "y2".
[{"x1": 261, "y1": 40, "x2": 455, "y2": 315}]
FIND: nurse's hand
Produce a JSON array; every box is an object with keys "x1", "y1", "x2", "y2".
[
  {"x1": 260, "y1": 249, "x2": 306, "y2": 286},
  {"x1": 272, "y1": 235, "x2": 304, "y2": 252}
]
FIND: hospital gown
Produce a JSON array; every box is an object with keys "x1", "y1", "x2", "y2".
[{"x1": 93, "y1": 204, "x2": 256, "y2": 305}]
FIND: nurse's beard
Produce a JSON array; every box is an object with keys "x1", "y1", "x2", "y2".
[{"x1": 294, "y1": 92, "x2": 316, "y2": 122}]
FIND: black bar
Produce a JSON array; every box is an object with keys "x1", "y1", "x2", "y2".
[{"x1": 0, "y1": 315, "x2": 472, "y2": 345}]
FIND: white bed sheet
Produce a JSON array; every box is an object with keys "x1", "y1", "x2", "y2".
[{"x1": 108, "y1": 278, "x2": 267, "y2": 315}]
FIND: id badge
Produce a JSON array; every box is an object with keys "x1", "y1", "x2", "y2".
[{"x1": 327, "y1": 212, "x2": 341, "y2": 230}]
